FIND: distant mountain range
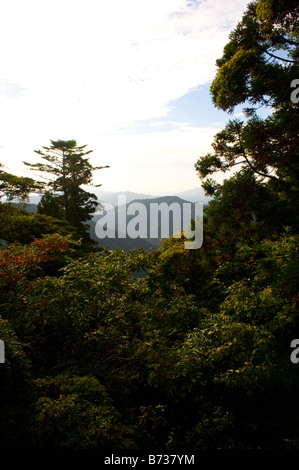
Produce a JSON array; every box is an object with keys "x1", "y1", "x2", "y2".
[
  {"x1": 28, "y1": 187, "x2": 209, "y2": 206},
  {"x1": 90, "y1": 194, "x2": 207, "y2": 251},
  {"x1": 23, "y1": 188, "x2": 209, "y2": 251},
  {"x1": 94, "y1": 187, "x2": 210, "y2": 206}
]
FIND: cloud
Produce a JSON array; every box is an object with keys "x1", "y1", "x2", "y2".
[
  {"x1": 0, "y1": 0, "x2": 248, "y2": 126},
  {"x1": 0, "y1": 80, "x2": 28, "y2": 100},
  {"x1": 0, "y1": 0, "x2": 249, "y2": 192},
  {"x1": 86, "y1": 122, "x2": 225, "y2": 193}
]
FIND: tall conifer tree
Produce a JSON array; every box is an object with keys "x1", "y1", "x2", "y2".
[{"x1": 24, "y1": 139, "x2": 109, "y2": 239}]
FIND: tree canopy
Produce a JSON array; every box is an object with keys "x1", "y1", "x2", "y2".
[
  {"x1": 0, "y1": 164, "x2": 43, "y2": 204},
  {"x1": 24, "y1": 139, "x2": 109, "y2": 240},
  {"x1": 196, "y1": 0, "x2": 299, "y2": 233}
]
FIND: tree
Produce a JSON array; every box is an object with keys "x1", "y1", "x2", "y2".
[
  {"x1": 37, "y1": 190, "x2": 64, "y2": 219},
  {"x1": 210, "y1": 1, "x2": 299, "y2": 113},
  {"x1": 195, "y1": 0, "x2": 299, "y2": 232},
  {"x1": 186, "y1": 2, "x2": 299, "y2": 448},
  {"x1": 24, "y1": 140, "x2": 109, "y2": 239},
  {"x1": 0, "y1": 202, "x2": 78, "y2": 246},
  {"x1": 0, "y1": 164, "x2": 43, "y2": 204}
]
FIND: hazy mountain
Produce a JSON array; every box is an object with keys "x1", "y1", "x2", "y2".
[
  {"x1": 24, "y1": 189, "x2": 208, "y2": 251},
  {"x1": 89, "y1": 195, "x2": 204, "y2": 251},
  {"x1": 95, "y1": 190, "x2": 159, "y2": 207},
  {"x1": 12, "y1": 202, "x2": 38, "y2": 213},
  {"x1": 28, "y1": 190, "x2": 159, "y2": 209},
  {"x1": 29, "y1": 187, "x2": 209, "y2": 205},
  {"x1": 176, "y1": 187, "x2": 210, "y2": 204},
  {"x1": 94, "y1": 187, "x2": 210, "y2": 205}
]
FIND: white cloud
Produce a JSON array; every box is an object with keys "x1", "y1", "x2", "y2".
[
  {"x1": 0, "y1": 0, "x2": 249, "y2": 192},
  {"x1": 87, "y1": 123, "x2": 225, "y2": 194}
]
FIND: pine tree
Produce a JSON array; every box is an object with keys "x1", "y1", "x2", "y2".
[{"x1": 24, "y1": 139, "x2": 109, "y2": 240}]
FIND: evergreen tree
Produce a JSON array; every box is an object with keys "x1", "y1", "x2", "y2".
[
  {"x1": 24, "y1": 139, "x2": 109, "y2": 239},
  {"x1": 0, "y1": 163, "x2": 42, "y2": 204},
  {"x1": 195, "y1": 0, "x2": 299, "y2": 233}
]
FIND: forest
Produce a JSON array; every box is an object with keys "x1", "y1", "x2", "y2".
[{"x1": 0, "y1": 0, "x2": 299, "y2": 450}]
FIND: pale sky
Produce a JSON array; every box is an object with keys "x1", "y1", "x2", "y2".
[{"x1": 0, "y1": 0, "x2": 250, "y2": 195}]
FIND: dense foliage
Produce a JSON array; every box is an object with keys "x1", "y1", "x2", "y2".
[
  {"x1": 24, "y1": 139, "x2": 109, "y2": 243},
  {"x1": 0, "y1": 0, "x2": 298, "y2": 450}
]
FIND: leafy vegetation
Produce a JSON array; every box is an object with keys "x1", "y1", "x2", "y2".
[
  {"x1": 0, "y1": 0, "x2": 298, "y2": 450},
  {"x1": 24, "y1": 139, "x2": 109, "y2": 244}
]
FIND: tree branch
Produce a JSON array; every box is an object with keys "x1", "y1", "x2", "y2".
[
  {"x1": 262, "y1": 48, "x2": 297, "y2": 63},
  {"x1": 237, "y1": 134, "x2": 283, "y2": 183}
]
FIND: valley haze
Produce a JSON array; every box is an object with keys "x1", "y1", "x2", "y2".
[{"x1": 26, "y1": 187, "x2": 209, "y2": 251}]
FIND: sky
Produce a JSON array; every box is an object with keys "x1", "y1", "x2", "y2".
[{"x1": 0, "y1": 0, "x2": 250, "y2": 195}]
